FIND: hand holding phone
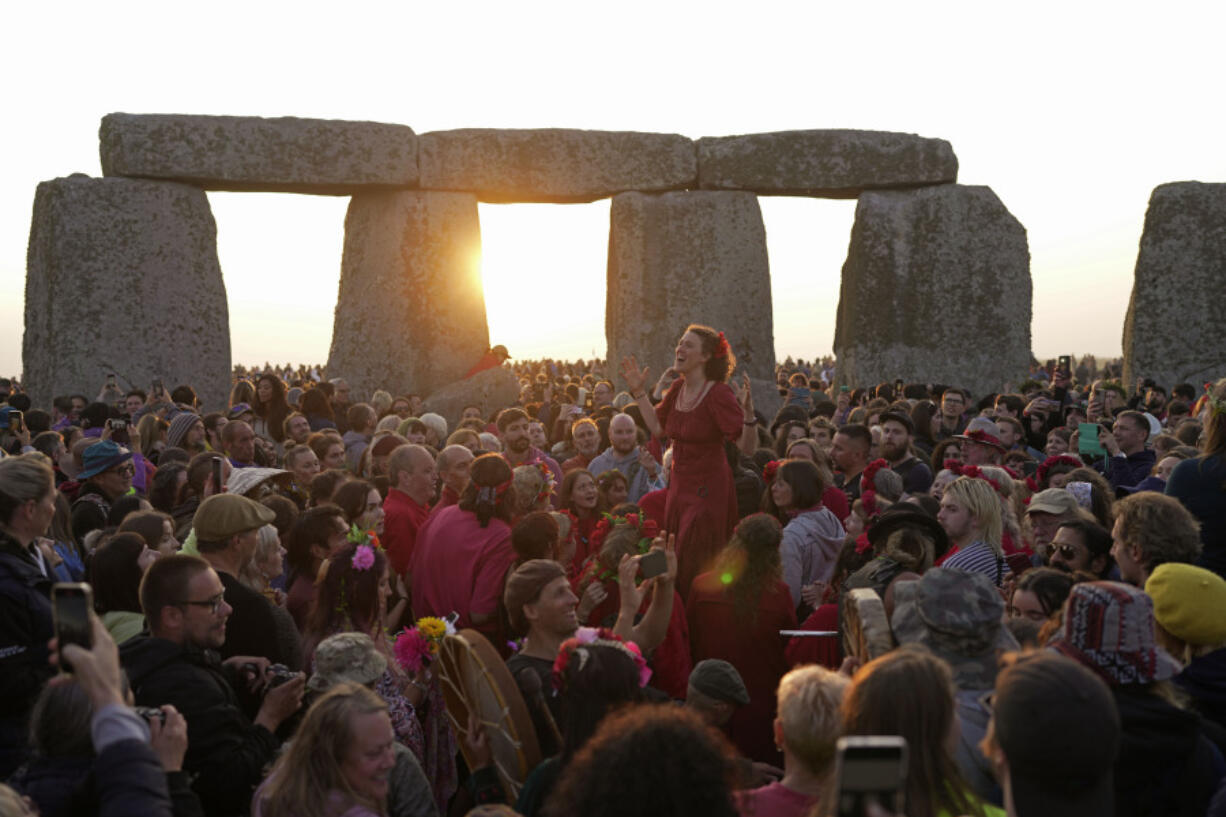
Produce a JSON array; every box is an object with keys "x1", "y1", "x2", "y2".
[
  {"x1": 53, "y1": 583, "x2": 95, "y2": 674},
  {"x1": 639, "y1": 548, "x2": 668, "y2": 580},
  {"x1": 834, "y1": 736, "x2": 908, "y2": 817}
]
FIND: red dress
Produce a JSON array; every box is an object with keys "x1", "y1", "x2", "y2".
[
  {"x1": 687, "y1": 571, "x2": 797, "y2": 764},
  {"x1": 656, "y1": 380, "x2": 744, "y2": 597}
]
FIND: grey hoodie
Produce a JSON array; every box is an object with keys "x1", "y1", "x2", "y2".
[{"x1": 780, "y1": 507, "x2": 845, "y2": 607}]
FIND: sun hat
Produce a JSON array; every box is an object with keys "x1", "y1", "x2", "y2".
[
  {"x1": 306, "y1": 632, "x2": 388, "y2": 692},
  {"x1": 890, "y1": 567, "x2": 1019, "y2": 690},
  {"x1": 225, "y1": 467, "x2": 291, "y2": 499},
  {"x1": 1145, "y1": 563, "x2": 1226, "y2": 646},
  {"x1": 78, "y1": 440, "x2": 134, "y2": 480},
  {"x1": 1048, "y1": 581, "x2": 1182, "y2": 685}
]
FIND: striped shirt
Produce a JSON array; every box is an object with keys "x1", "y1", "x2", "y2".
[{"x1": 941, "y1": 541, "x2": 1010, "y2": 586}]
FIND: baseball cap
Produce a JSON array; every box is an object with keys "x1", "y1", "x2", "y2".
[{"x1": 1026, "y1": 488, "x2": 1080, "y2": 517}]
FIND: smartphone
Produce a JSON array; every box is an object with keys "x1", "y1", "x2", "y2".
[
  {"x1": 52, "y1": 583, "x2": 94, "y2": 673},
  {"x1": 1058, "y1": 355, "x2": 1071, "y2": 378},
  {"x1": 1078, "y1": 422, "x2": 1106, "y2": 458},
  {"x1": 152, "y1": 378, "x2": 163, "y2": 397},
  {"x1": 639, "y1": 549, "x2": 667, "y2": 580},
  {"x1": 106, "y1": 373, "x2": 117, "y2": 389},
  {"x1": 8, "y1": 410, "x2": 22, "y2": 433},
  {"x1": 840, "y1": 385, "x2": 850, "y2": 393},
  {"x1": 212, "y1": 456, "x2": 224, "y2": 494},
  {"x1": 576, "y1": 387, "x2": 588, "y2": 407},
  {"x1": 106, "y1": 418, "x2": 130, "y2": 445},
  {"x1": 834, "y1": 736, "x2": 908, "y2": 817}
]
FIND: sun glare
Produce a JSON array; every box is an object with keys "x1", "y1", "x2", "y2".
[{"x1": 478, "y1": 201, "x2": 611, "y2": 363}]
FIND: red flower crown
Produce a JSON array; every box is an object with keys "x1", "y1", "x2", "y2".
[
  {"x1": 714, "y1": 332, "x2": 730, "y2": 359},
  {"x1": 945, "y1": 462, "x2": 1010, "y2": 499},
  {"x1": 1025, "y1": 455, "x2": 1083, "y2": 492}
]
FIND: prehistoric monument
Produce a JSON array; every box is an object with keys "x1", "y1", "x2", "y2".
[{"x1": 26, "y1": 113, "x2": 1046, "y2": 410}]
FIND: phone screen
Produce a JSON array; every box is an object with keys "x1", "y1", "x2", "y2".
[
  {"x1": 1078, "y1": 422, "x2": 1106, "y2": 458},
  {"x1": 53, "y1": 583, "x2": 94, "y2": 672},
  {"x1": 9, "y1": 411, "x2": 22, "y2": 433},
  {"x1": 835, "y1": 737, "x2": 907, "y2": 817},
  {"x1": 212, "y1": 457, "x2": 224, "y2": 494},
  {"x1": 1058, "y1": 355, "x2": 1071, "y2": 377}
]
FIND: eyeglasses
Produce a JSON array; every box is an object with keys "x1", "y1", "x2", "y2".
[
  {"x1": 1051, "y1": 543, "x2": 1080, "y2": 561},
  {"x1": 109, "y1": 464, "x2": 136, "y2": 477},
  {"x1": 176, "y1": 592, "x2": 225, "y2": 614}
]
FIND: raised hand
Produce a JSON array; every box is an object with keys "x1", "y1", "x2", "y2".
[{"x1": 620, "y1": 356, "x2": 649, "y2": 394}]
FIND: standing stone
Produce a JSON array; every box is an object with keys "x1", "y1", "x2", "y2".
[
  {"x1": 100, "y1": 113, "x2": 418, "y2": 194},
  {"x1": 419, "y1": 129, "x2": 696, "y2": 202},
  {"x1": 422, "y1": 366, "x2": 521, "y2": 430},
  {"x1": 606, "y1": 191, "x2": 775, "y2": 387},
  {"x1": 697, "y1": 130, "x2": 957, "y2": 198},
  {"x1": 1123, "y1": 182, "x2": 1226, "y2": 390},
  {"x1": 327, "y1": 191, "x2": 488, "y2": 399},
  {"x1": 24, "y1": 174, "x2": 230, "y2": 410},
  {"x1": 833, "y1": 185, "x2": 1030, "y2": 396}
]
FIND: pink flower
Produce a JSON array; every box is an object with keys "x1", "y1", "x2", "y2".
[
  {"x1": 351, "y1": 544, "x2": 375, "y2": 571},
  {"x1": 393, "y1": 628, "x2": 433, "y2": 674},
  {"x1": 575, "y1": 627, "x2": 600, "y2": 645}
]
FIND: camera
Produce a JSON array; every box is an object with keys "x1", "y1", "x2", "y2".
[
  {"x1": 266, "y1": 663, "x2": 298, "y2": 689},
  {"x1": 134, "y1": 706, "x2": 166, "y2": 725}
]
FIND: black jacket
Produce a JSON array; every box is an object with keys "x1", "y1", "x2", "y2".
[
  {"x1": 1113, "y1": 686, "x2": 1225, "y2": 817},
  {"x1": 0, "y1": 531, "x2": 55, "y2": 778},
  {"x1": 120, "y1": 635, "x2": 279, "y2": 817}
]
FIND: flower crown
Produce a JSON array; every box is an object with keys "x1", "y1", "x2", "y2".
[
  {"x1": 859, "y1": 458, "x2": 890, "y2": 496},
  {"x1": 1205, "y1": 381, "x2": 1226, "y2": 416},
  {"x1": 945, "y1": 461, "x2": 1010, "y2": 499},
  {"x1": 393, "y1": 614, "x2": 457, "y2": 674},
  {"x1": 1025, "y1": 455, "x2": 1083, "y2": 493},
  {"x1": 713, "y1": 331, "x2": 730, "y2": 360},
  {"x1": 580, "y1": 512, "x2": 659, "y2": 587},
  {"x1": 551, "y1": 627, "x2": 651, "y2": 692},
  {"x1": 347, "y1": 525, "x2": 383, "y2": 571},
  {"x1": 532, "y1": 462, "x2": 556, "y2": 506},
  {"x1": 762, "y1": 460, "x2": 780, "y2": 484}
]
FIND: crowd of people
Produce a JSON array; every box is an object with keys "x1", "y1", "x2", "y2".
[{"x1": 0, "y1": 329, "x2": 1224, "y2": 817}]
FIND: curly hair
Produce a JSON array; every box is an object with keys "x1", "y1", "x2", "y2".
[
  {"x1": 1113, "y1": 492, "x2": 1202, "y2": 572},
  {"x1": 544, "y1": 704, "x2": 739, "y2": 817},
  {"x1": 254, "y1": 374, "x2": 291, "y2": 443},
  {"x1": 683, "y1": 324, "x2": 736, "y2": 383},
  {"x1": 711, "y1": 513, "x2": 784, "y2": 627}
]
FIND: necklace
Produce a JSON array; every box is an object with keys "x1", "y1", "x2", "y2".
[{"x1": 676, "y1": 380, "x2": 710, "y2": 412}]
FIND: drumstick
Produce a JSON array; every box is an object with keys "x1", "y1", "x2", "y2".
[{"x1": 515, "y1": 668, "x2": 563, "y2": 750}]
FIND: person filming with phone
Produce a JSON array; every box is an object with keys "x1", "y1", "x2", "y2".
[{"x1": 120, "y1": 554, "x2": 306, "y2": 816}]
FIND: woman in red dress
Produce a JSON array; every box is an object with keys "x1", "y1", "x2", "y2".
[
  {"x1": 622, "y1": 324, "x2": 755, "y2": 596},
  {"x1": 686, "y1": 513, "x2": 796, "y2": 764}
]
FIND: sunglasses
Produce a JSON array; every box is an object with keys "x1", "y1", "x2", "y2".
[
  {"x1": 108, "y1": 464, "x2": 136, "y2": 477},
  {"x1": 1051, "y1": 543, "x2": 1080, "y2": 561}
]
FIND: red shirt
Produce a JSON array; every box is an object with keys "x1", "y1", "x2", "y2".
[
  {"x1": 410, "y1": 504, "x2": 515, "y2": 632},
  {"x1": 383, "y1": 489, "x2": 431, "y2": 577},
  {"x1": 432, "y1": 485, "x2": 461, "y2": 515},
  {"x1": 560, "y1": 454, "x2": 592, "y2": 474}
]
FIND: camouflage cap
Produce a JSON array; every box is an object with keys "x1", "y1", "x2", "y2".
[{"x1": 891, "y1": 567, "x2": 1018, "y2": 690}]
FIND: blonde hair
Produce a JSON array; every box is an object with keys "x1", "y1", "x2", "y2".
[
  {"x1": 370, "y1": 390, "x2": 392, "y2": 419},
  {"x1": 945, "y1": 476, "x2": 1003, "y2": 553},
  {"x1": 256, "y1": 683, "x2": 389, "y2": 817},
  {"x1": 777, "y1": 665, "x2": 849, "y2": 775},
  {"x1": 0, "y1": 454, "x2": 55, "y2": 527},
  {"x1": 239, "y1": 524, "x2": 281, "y2": 592},
  {"x1": 512, "y1": 465, "x2": 548, "y2": 516},
  {"x1": 135, "y1": 413, "x2": 168, "y2": 457},
  {"x1": 977, "y1": 465, "x2": 1021, "y2": 544}
]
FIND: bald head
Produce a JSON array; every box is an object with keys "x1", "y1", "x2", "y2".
[
  {"x1": 609, "y1": 412, "x2": 638, "y2": 454},
  {"x1": 438, "y1": 444, "x2": 475, "y2": 495}
]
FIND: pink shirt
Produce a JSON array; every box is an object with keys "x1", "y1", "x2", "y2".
[
  {"x1": 735, "y1": 782, "x2": 817, "y2": 817},
  {"x1": 410, "y1": 503, "x2": 514, "y2": 631}
]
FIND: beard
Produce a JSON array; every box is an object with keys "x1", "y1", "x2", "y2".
[
  {"x1": 508, "y1": 436, "x2": 531, "y2": 454},
  {"x1": 881, "y1": 441, "x2": 906, "y2": 461}
]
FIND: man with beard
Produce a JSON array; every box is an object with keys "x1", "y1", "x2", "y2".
[
  {"x1": 497, "y1": 408, "x2": 562, "y2": 494},
  {"x1": 561, "y1": 418, "x2": 601, "y2": 474},
  {"x1": 878, "y1": 411, "x2": 933, "y2": 495},
  {"x1": 587, "y1": 412, "x2": 665, "y2": 504}
]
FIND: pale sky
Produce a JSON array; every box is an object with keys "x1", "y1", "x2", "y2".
[{"x1": 3, "y1": 2, "x2": 1224, "y2": 380}]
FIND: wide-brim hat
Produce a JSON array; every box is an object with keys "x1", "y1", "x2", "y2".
[
  {"x1": 226, "y1": 467, "x2": 292, "y2": 498},
  {"x1": 955, "y1": 417, "x2": 1008, "y2": 452},
  {"x1": 78, "y1": 440, "x2": 134, "y2": 480},
  {"x1": 1048, "y1": 581, "x2": 1182, "y2": 686},
  {"x1": 866, "y1": 508, "x2": 950, "y2": 561},
  {"x1": 891, "y1": 568, "x2": 1018, "y2": 690}
]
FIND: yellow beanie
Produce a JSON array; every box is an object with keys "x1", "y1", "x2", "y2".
[{"x1": 1146, "y1": 563, "x2": 1226, "y2": 646}]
